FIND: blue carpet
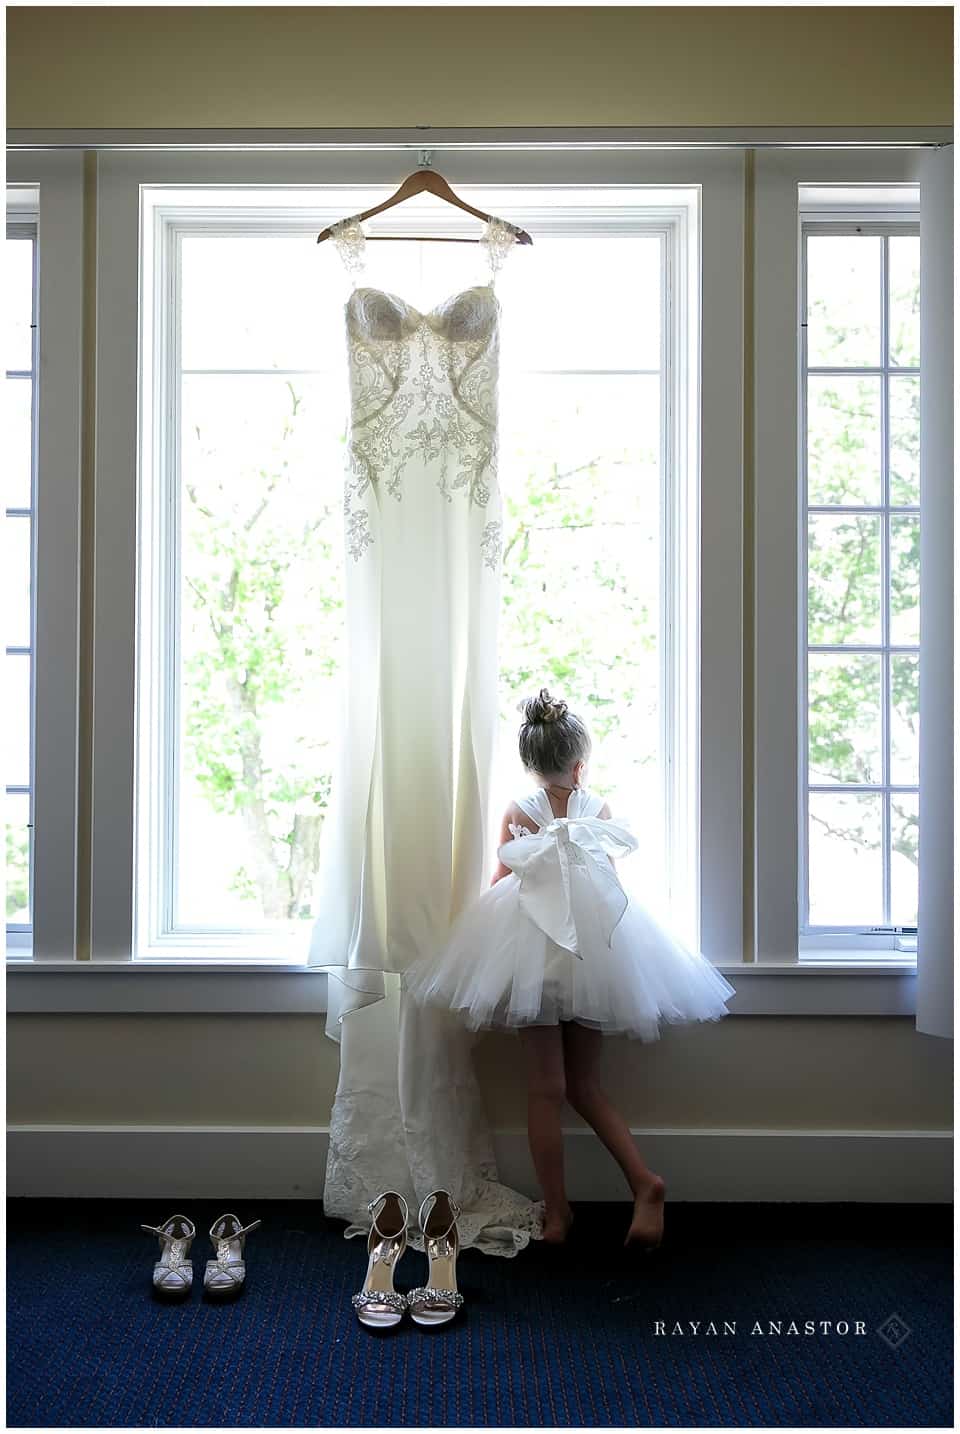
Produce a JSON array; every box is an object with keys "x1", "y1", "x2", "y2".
[{"x1": 6, "y1": 1199, "x2": 952, "y2": 1427}]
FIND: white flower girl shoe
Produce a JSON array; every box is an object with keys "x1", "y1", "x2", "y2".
[
  {"x1": 351, "y1": 1192, "x2": 410, "y2": 1329},
  {"x1": 139, "y1": 1213, "x2": 196, "y2": 1299},
  {"x1": 407, "y1": 1190, "x2": 465, "y2": 1327},
  {"x1": 202, "y1": 1212, "x2": 262, "y2": 1299}
]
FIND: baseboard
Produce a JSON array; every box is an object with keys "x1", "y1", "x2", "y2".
[{"x1": 6, "y1": 1126, "x2": 952, "y2": 1201}]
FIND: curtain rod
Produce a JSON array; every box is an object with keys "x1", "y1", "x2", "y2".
[{"x1": 7, "y1": 125, "x2": 953, "y2": 153}]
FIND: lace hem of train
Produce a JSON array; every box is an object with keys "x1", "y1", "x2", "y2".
[
  {"x1": 325, "y1": 1089, "x2": 546, "y2": 1257},
  {"x1": 322, "y1": 1026, "x2": 546, "y2": 1258}
]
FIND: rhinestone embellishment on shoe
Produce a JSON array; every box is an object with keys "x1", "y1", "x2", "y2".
[
  {"x1": 406, "y1": 1286, "x2": 464, "y2": 1309},
  {"x1": 351, "y1": 1288, "x2": 407, "y2": 1314}
]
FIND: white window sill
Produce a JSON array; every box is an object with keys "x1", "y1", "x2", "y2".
[{"x1": 6, "y1": 955, "x2": 917, "y2": 1016}]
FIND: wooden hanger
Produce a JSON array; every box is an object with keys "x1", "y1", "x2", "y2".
[{"x1": 316, "y1": 162, "x2": 533, "y2": 246}]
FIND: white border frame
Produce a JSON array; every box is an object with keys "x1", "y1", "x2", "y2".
[
  {"x1": 752, "y1": 150, "x2": 925, "y2": 964},
  {"x1": 5, "y1": 153, "x2": 85, "y2": 961},
  {"x1": 91, "y1": 147, "x2": 744, "y2": 965}
]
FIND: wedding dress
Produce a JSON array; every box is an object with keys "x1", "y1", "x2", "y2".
[{"x1": 307, "y1": 211, "x2": 544, "y2": 1255}]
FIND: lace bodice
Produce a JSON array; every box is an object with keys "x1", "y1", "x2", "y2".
[{"x1": 327, "y1": 212, "x2": 521, "y2": 568}]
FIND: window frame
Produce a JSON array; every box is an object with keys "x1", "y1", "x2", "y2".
[
  {"x1": 5, "y1": 153, "x2": 85, "y2": 963},
  {"x1": 88, "y1": 148, "x2": 744, "y2": 968},
  {"x1": 137, "y1": 194, "x2": 699, "y2": 958},
  {"x1": 5, "y1": 206, "x2": 38, "y2": 949},
  {"x1": 751, "y1": 150, "x2": 925, "y2": 965},
  {"x1": 799, "y1": 217, "x2": 921, "y2": 949}
]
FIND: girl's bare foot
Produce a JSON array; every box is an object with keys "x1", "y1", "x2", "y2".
[
  {"x1": 625, "y1": 1174, "x2": 665, "y2": 1249},
  {"x1": 542, "y1": 1204, "x2": 574, "y2": 1245}
]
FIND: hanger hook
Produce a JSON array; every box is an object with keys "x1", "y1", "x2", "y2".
[{"x1": 417, "y1": 148, "x2": 434, "y2": 170}]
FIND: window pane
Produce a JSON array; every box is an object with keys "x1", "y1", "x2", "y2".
[
  {"x1": 181, "y1": 235, "x2": 348, "y2": 372},
  {"x1": 889, "y1": 375, "x2": 920, "y2": 506},
  {"x1": 3, "y1": 513, "x2": 32, "y2": 648},
  {"x1": 3, "y1": 376, "x2": 33, "y2": 509},
  {"x1": 497, "y1": 372, "x2": 662, "y2": 881},
  {"x1": 161, "y1": 217, "x2": 674, "y2": 940},
  {"x1": 808, "y1": 653, "x2": 881, "y2": 785},
  {"x1": 3, "y1": 236, "x2": 34, "y2": 373},
  {"x1": 807, "y1": 514, "x2": 881, "y2": 645},
  {"x1": 806, "y1": 235, "x2": 881, "y2": 368},
  {"x1": 889, "y1": 515, "x2": 920, "y2": 644},
  {"x1": 806, "y1": 375, "x2": 881, "y2": 505},
  {"x1": 890, "y1": 654, "x2": 920, "y2": 786},
  {"x1": 498, "y1": 235, "x2": 662, "y2": 372},
  {"x1": 890, "y1": 793, "x2": 919, "y2": 926},
  {"x1": 176, "y1": 372, "x2": 346, "y2": 928},
  {"x1": 4, "y1": 653, "x2": 31, "y2": 788},
  {"x1": 808, "y1": 791, "x2": 883, "y2": 926},
  {"x1": 5, "y1": 790, "x2": 31, "y2": 924},
  {"x1": 888, "y1": 235, "x2": 920, "y2": 369}
]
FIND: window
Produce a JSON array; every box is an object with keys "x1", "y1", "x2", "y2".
[
  {"x1": 801, "y1": 222, "x2": 920, "y2": 943},
  {"x1": 136, "y1": 186, "x2": 700, "y2": 957},
  {"x1": 4, "y1": 216, "x2": 38, "y2": 949}
]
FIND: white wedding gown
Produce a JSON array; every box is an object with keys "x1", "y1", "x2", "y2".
[{"x1": 306, "y1": 211, "x2": 544, "y2": 1255}]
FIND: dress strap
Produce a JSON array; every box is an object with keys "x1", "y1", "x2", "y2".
[
  {"x1": 329, "y1": 213, "x2": 368, "y2": 287},
  {"x1": 571, "y1": 788, "x2": 606, "y2": 819},
  {"x1": 514, "y1": 789, "x2": 553, "y2": 827},
  {"x1": 330, "y1": 210, "x2": 517, "y2": 288},
  {"x1": 479, "y1": 215, "x2": 521, "y2": 286}
]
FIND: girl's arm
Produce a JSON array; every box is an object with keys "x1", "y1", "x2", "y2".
[{"x1": 490, "y1": 802, "x2": 537, "y2": 885}]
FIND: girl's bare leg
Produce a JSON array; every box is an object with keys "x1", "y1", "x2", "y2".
[
  {"x1": 562, "y1": 1021, "x2": 665, "y2": 1247},
  {"x1": 518, "y1": 1024, "x2": 574, "y2": 1243}
]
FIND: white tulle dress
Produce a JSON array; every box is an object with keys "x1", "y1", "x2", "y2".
[{"x1": 403, "y1": 787, "x2": 737, "y2": 1041}]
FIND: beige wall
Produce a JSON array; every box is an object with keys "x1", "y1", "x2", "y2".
[
  {"x1": 7, "y1": 1015, "x2": 952, "y2": 1130},
  {"x1": 6, "y1": 5, "x2": 953, "y2": 130}
]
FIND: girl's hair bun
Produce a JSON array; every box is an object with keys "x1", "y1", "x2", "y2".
[
  {"x1": 519, "y1": 687, "x2": 568, "y2": 726},
  {"x1": 517, "y1": 686, "x2": 590, "y2": 778}
]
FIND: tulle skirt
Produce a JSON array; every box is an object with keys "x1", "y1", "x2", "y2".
[{"x1": 402, "y1": 873, "x2": 737, "y2": 1042}]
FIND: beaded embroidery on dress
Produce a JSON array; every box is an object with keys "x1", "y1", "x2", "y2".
[{"x1": 329, "y1": 212, "x2": 521, "y2": 570}]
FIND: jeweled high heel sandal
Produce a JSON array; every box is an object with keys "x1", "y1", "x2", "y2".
[
  {"x1": 408, "y1": 1190, "x2": 465, "y2": 1328},
  {"x1": 351, "y1": 1191, "x2": 410, "y2": 1329},
  {"x1": 202, "y1": 1213, "x2": 261, "y2": 1298},
  {"x1": 139, "y1": 1213, "x2": 196, "y2": 1299}
]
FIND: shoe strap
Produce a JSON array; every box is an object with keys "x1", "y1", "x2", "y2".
[
  {"x1": 418, "y1": 1189, "x2": 462, "y2": 1240},
  {"x1": 140, "y1": 1216, "x2": 195, "y2": 1242},
  {"x1": 232, "y1": 1218, "x2": 261, "y2": 1240},
  {"x1": 208, "y1": 1214, "x2": 262, "y2": 1242},
  {"x1": 367, "y1": 1192, "x2": 409, "y2": 1241}
]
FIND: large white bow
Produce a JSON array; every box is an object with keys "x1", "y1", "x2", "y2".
[{"x1": 498, "y1": 816, "x2": 639, "y2": 959}]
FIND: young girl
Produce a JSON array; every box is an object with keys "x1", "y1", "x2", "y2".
[{"x1": 403, "y1": 688, "x2": 736, "y2": 1248}]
